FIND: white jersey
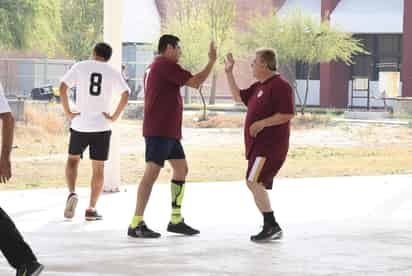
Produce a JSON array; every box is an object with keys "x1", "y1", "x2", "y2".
[
  {"x1": 0, "y1": 82, "x2": 11, "y2": 114},
  {"x1": 61, "y1": 60, "x2": 130, "y2": 132}
]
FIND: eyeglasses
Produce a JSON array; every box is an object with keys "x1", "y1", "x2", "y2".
[{"x1": 251, "y1": 60, "x2": 266, "y2": 68}]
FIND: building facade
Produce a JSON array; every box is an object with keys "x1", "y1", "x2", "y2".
[{"x1": 125, "y1": 0, "x2": 412, "y2": 108}]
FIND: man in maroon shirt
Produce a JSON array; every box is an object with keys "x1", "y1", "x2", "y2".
[
  {"x1": 225, "y1": 49, "x2": 294, "y2": 242},
  {"x1": 128, "y1": 34, "x2": 217, "y2": 238}
]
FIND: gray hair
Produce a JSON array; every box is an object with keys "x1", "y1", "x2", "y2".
[{"x1": 256, "y1": 48, "x2": 277, "y2": 71}]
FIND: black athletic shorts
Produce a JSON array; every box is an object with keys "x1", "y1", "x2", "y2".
[
  {"x1": 68, "y1": 128, "x2": 112, "y2": 161},
  {"x1": 145, "y1": 136, "x2": 186, "y2": 167}
]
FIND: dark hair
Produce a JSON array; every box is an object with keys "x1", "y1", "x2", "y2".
[
  {"x1": 158, "y1": 34, "x2": 180, "y2": 54},
  {"x1": 94, "y1": 42, "x2": 112, "y2": 61}
]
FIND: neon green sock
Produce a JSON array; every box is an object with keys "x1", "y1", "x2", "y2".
[
  {"x1": 171, "y1": 180, "x2": 185, "y2": 224},
  {"x1": 130, "y1": 215, "x2": 143, "y2": 228},
  {"x1": 171, "y1": 208, "x2": 182, "y2": 224}
]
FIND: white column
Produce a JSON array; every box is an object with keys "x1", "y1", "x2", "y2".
[{"x1": 103, "y1": 0, "x2": 123, "y2": 192}]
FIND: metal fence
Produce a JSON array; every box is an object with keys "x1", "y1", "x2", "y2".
[{"x1": 0, "y1": 58, "x2": 74, "y2": 98}]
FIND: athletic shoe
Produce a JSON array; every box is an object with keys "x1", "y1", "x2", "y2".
[
  {"x1": 128, "y1": 221, "x2": 161, "y2": 238},
  {"x1": 85, "y1": 209, "x2": 103, "y2": 221},
  {"x1": 250, "y1": 223, "x2": 283, "y2": 242},
  {"x1": 64, "y1": 192, "x2": 78, "y2": 219},
  {"x1": 167, "y1": 219, "x2": 200, "y2": 235},
  {"x1": 16, "y1": 262, "x2": 44, "y2": 276}
]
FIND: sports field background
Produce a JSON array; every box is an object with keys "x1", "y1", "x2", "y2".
[{"x1": 2, "y1": 103, "x2": 412, "y2": 190}]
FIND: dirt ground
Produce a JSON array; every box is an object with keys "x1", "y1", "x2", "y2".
[{"x1": 2, "y1": 110, "x2": 412, "y2": 190}]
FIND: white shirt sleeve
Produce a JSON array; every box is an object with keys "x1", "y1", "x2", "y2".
[
  {"x1": 0, "y1": 83, "x2": 11, "y2": 114},
  {"x1": 114, "y1": 72, "x2": 131, "y2": 95},
  {"x1": 61, "y1": 63, "x2": 79, "y2": 88}
]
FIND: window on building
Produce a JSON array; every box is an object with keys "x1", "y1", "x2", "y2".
[
  {"x1": 122, "y1": 43, "x2": 155, "y2": 99},
  {"x1": 296, "y1": 62, "x2": 320, "y2": 80},
  {"x1": 352, "y1": 55, "x2": 374, "y2": 79},
  {"x1": 377, "y1": 34, "x2": 402, "y2": 73},
  {"x1": 352, "y1": 34, "x2": 402, "y2": 81}
]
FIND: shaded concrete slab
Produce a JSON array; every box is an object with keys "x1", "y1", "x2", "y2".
[{"x1": 1, "y1": 175, "x2": 412, "y2": 275}]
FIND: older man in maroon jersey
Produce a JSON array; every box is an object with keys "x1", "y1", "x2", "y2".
[{"x1": 225, "y1": 49, "x2": 294, "y2": 242}]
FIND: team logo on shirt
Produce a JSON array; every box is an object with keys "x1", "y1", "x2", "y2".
[{"x1": 257, "y1": 90, "x2": 263, "y2": 98}]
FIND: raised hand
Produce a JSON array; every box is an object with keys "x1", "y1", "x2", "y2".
[
  {"x1": 225, "y1": 53, "x2": 235, "y2": 73},
  {"x1": 209, "y1": 41, "x2": 217, "y2": 63}
]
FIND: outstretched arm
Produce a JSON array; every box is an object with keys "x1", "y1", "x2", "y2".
[
  {"x1": 224, "y1": 53, "x2": 242, "y2": 103},
  {"x1": 185, "y1": 42, "x2": 217, "y2": 89}
]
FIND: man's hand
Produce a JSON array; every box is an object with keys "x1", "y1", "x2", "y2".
[
  {"x1": 225, "y1": 53, "x2": 235, "y2": 73},
  {"x1": 67, "y1": 112, "x2": 80, "y2": 120},
  {"x1": 249, "y1": 120, "x2": 266, "y2": 138},
  {"x1": 209, "y1": 41, "x2": 217, "y2": 63},
  {"x1": 102, "y1": 112, "x2": 117, "y2": 122},
  {"x1": 0, "y1": 158, "x2": 11, "y2": 183}
]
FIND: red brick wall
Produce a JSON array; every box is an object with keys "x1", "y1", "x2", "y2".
[
  {"x1": 402, "y1": 0, "x2": 412, "y2": 97},
  {"x1": 321, "y1": 0, "x2": 340, "y2": 21},
  {"x1": 320, "y1": 0, "x2": 350, "y2": 108}
]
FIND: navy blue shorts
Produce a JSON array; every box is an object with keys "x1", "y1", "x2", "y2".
[{"x1": 145, "y1": 136, "x2": 186, "y2": 167}]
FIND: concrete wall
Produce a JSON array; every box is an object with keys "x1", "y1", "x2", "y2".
[{"x1": 295, "y1": 80, "x2": 321, "y2": 106}]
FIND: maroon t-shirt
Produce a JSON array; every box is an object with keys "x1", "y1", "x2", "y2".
[
  {"x1": 143, "y1": 56, "x2": 193, "y2": 140},
  {"x1": 240, "y1": 74, "x2": 294, "y2": 161}
]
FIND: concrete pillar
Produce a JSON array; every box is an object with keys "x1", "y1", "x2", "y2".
[
  {"x1": 103, "y1": 0, "x2": 123, "y2": 192},
  {"x1": 402, "y1": 0, "x2": 412, "y2": 97}
]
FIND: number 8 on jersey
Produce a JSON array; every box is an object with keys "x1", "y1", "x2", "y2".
[{"x1": 90, "y1": 73, "x2": 102, "y2": 96}]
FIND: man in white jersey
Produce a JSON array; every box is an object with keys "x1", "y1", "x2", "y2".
[
  {"x1": 0, "y1": 82, "x2": 44, "y2": 275},
  {"x1": 60, "y1": 43, "x2": 130, "y2": 221}
]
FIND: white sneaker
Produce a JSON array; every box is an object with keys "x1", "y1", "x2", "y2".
[{"x1": 64, "y1": 193, "x2": 78, "y2": 219}]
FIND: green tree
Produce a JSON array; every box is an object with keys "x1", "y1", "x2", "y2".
[
  {"x1": 166, "y1": 0, "x2": 209, "y2": 73},
  {"x1": 0, "y1": 0, "x2": 62, "y2": 56},
  {"x1": 241, "y1": 10, "x2": 299, "y2": 103},
  {"x1": 163, "y1": 0, "x2": 210, "y2": 119},
  {"x1": 61, "y1": 0, "x2": 103, "y2": 60},
  {"x1": 243, "y1": 9, "x2": 368, "y2": 114},
  {"x1": 32, "y1": 0, "x2": 63, "y2": 56},
  {"x1": 204, "y1": 0, "x2": 236, "y2": 105},
  {"x1": 163, "y1": 0, "x2": 237, "y2": 119},
  {"x1": 0, "y1": 0, "x2": 33, "y2": 50}
]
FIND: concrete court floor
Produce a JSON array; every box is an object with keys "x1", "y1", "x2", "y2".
[{"x1": 1, "y1": 175, "x2": 412, "y2": 276}]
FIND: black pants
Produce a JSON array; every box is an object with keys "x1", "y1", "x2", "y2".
[{"x1": 0, "y1": 207, "x2": 37, "y2": 269}]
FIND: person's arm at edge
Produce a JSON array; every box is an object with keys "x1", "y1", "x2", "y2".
[{"x1": 185, "y1": 42, "x2": 217, "y2": 89}]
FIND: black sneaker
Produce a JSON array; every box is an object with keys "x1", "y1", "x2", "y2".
[
  {"x1": 250, "y1": 223, "x2": 283, "y2": 242},
  {"x1": 64, "y1": 192, "x2": 78, "y2": 219},
  {"x1": 128, "y1": 221, "x2": 161, "y2": 238},
  {"x1": 167, "y1": 219, "x2": 200, "y2": 236},
  {"x1": 85, "y1": 209, "x2": 103, "y2": 221},
  {"x1": 16, "y1": 262, "x2": 44, "y2": 276}
]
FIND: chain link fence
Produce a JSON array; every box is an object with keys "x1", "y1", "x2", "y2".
[{"x1": 0, "y1": 58, "x2": 74, "y2": 98}]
